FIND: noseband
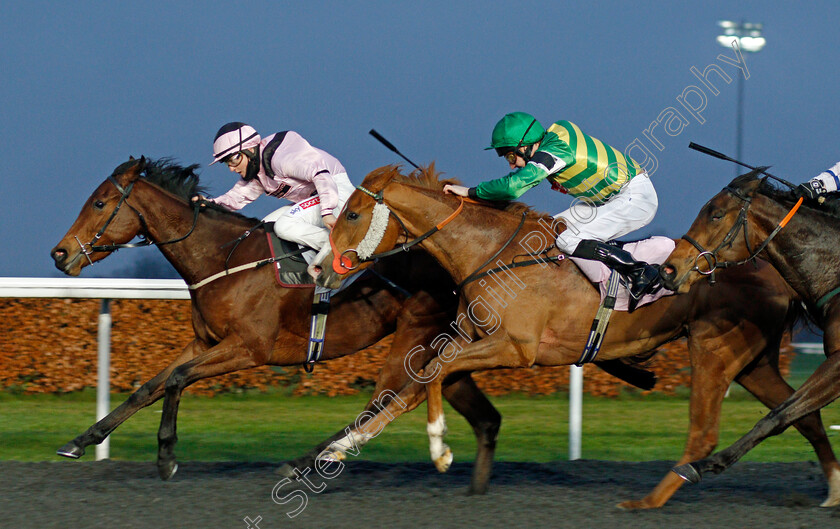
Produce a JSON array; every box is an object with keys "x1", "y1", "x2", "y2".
[
  {"x1": 682, "y1": 181, "x2": 803, "y2": 282},
  {"x1": 331, "y1": 184, "x2": 467, "y2": 273},
  {"x1": 75, "y1": 175, "x2": 201, "y2": 264}
]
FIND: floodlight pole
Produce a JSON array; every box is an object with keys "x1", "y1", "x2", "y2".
[{"x1": 717, "y1": 20, "x2": 765, "y2": 176}]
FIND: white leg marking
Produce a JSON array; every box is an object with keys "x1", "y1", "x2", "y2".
[
  {"x1": 427, "y1": 415, "x2": 453, "y2": 472},
  {"x1": 821, "y1": 466, "x2": 840, "y2": 507},
  {"x1": 326, "y1": 428, "x2": 369, "y2": 460}
]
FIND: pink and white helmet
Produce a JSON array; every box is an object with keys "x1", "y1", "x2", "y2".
[{"x1": 210, "y1": 122, "x2": 261, "y2": 165}]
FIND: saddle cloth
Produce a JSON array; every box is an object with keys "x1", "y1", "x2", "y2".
[
  {"x1": 570, "y1": 236, "x2": 676, "y2": 312},
  {"x1": 264, "y1": 224, "x2": 365, "y2": 294}
]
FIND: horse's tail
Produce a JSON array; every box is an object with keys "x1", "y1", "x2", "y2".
[
  {"x1": 594, "y1": 358, "x2": 657, "y2": 391},
  {"x1": 784, "y1": 298, "x2": 811, "y2": 334}
]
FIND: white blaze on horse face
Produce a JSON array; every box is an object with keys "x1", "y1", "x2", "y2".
[{"x1": 355, "y1": 202, "x2": 391, "y2": 260}]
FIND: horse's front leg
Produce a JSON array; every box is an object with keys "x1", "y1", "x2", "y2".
[
  {"x1": 675, "y1": 347, "x2": 840, "y2": 486},
  {"x1": 425, "y1": 334, "x2": 530, "y2": 474},
  {"x1": 425, "y1": 360, "x2": 452, "y2": 473},
  {"x1": 674, "y1": 312, "x2": 840, "y2": 489},
  {"x1": 280, "y1": 301, "x2": 449, "y2": 475},
  {"x1": 57, "y1": 340, "x2": 207, "y2": 459},
  {"x1": 314, "y1": 379, "x2": 430, "y2": 462},
  {"x1": 157, "y1": 336, "x2": 259, "y2": 480}
]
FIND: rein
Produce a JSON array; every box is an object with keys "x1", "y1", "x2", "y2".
[
  {"x1": 682, "y1": 182, "x2": 804, "y2": 281},
  {"x1": 75, "y1": 175, "x2": 201, "y2": 264},
  {"x1": 332, "y1": 183, "x2": 546, "y2": 292},
  {"x1": 331, "y1": 185, "x2": 468, "y2": 273}
]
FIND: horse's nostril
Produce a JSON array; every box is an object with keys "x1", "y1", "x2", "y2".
[{"x1": 52, "y1": 249, "x2": 67, "y2": 263}]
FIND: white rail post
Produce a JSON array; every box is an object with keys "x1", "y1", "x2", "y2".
[
  {"x1": 95, "y1": 298, "x2": 111, "y2": 461},
  {"x1": 569, "y1": 364, "x2": 583, "y2": 460}
]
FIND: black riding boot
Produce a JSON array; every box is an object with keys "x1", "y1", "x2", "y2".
[{"x1": 572, "y1": 240, "x2": 663, "y2": 312}]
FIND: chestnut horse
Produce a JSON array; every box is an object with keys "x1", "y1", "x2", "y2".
[
  {"x1": 313, "y1": 165, "x2": 840, "y2": 508},
  {"x1": 661, "y1": 169, "x2": 840, "y2": 499},
  {"x1": 50, "y1": 157, "x2": 507, "y2": 482}
]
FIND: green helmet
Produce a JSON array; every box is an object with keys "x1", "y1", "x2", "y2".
[{"x1": 486, "y1": 112, "x2": 546, "y2": 150}]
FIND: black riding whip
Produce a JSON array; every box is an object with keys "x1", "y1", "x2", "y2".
[
  {"x1": 688, "y1": 142, "x2": 797, "y2": 189},
  {"x1": 369, "y1": 129, "x2": 420, "y2": 169}
]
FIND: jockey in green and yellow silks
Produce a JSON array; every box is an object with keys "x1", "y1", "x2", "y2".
[{"x1": 444, "y1": 112, "x2": 663, "y2": 311}]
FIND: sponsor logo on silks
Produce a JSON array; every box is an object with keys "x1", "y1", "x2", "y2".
[
  {"x1": 298, "y1": 197, "x2": 321, "y2": 209},
  {"x1": 289, "y1": 197, "x2": 321, "y2": 217}
]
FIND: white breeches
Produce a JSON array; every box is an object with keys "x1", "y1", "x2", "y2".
[
  {"x1": 265, "y1": 173, "x2": 355, "y2": 251},
  {"x1": 554, "y1": 173, "x2": 659, "y2": 253}
]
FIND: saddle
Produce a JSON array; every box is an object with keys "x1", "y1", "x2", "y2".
[
  {"x1": 570, "y1": 236, "x2": 676, "y2": 312},
  {"x1": 263, "y1": 223, "x2": 316, "y2": 288},
  {"x1": 571, "y1": 236, "x2": 676, "y2": 365}
]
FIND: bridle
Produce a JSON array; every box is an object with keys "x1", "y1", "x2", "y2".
[
  {"x1": 74, "y1": 174, "x2": 201, "y2": 264},
  {"x1": 681, "y1": 180, "x2": 803, "y2": 282},
  {"x1": 330, "y1": 184, "x2": 533, "y2": 290},
  {"x1": 330, "y1": 184, "x2": 468, "y2": 273}
]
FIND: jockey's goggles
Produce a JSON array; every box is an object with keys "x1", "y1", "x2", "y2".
[
  {"x1": 224, "y1": 152, "x2": 244, "y2": 167},
  {"x1": 496, "y1": 147, "x2": 523, "y2": 165},
  {"x1": 495, "y1": 118, "x2": 538, "y2": 164}
]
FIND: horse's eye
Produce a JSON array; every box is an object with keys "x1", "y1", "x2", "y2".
[
  {"x1": 347, "y1": 211, "x2": 360, "y2": 221},
  {"x1": 710, "y1": 210, "x2": 724, "y2": 221},
  {"x1": 94, "y1": 200, "x2": 106, "y2": 210}
]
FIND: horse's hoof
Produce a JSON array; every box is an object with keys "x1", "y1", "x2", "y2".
[
  {"x1": 672, "y1": 462, "x2": 702, "y2": 484},
  {"x1": 434, "y1": 448, "x2": 453, "y2": 473},
  {"x1": 158, "y1": 461, "x2": 178, "y2": 481},
  {"x1": 616, "y1": 499, "x2": 653, "y2": 510},
  {"x1": 467, "y1": 483, "x2": 488, "y2": 496},
  {"x1": 57, "y1": 441, "x2": 85, "y2": 459},
  {"x1": 821, "y1": 467, "x2": 840, "y2": 507},
  {"x1": 276, "y1": 462, "x2": 296, "y2": 478}
]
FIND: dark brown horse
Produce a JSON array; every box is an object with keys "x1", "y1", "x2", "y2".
[
  {"x1": 313, "y1": 165, "x2": 840, "y2": 508},
  {"x1": 50, "y1": 157, "x2": 506, "y2": 482},
  {"x1": 661, "y1": 169, "x2": 840, "y2": 499}
]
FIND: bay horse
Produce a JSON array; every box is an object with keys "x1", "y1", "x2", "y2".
[
  {"x1": 661, "y1": 169, "x2": 840, "y2": 499},
  {"x1": 49, "y1": 157, "x2": 497, "y2": 482},
  {"x1": 313, "y1": 164, "x2": 840, "y2": 508},
  {"x1": 51, "y1": 157, "x2": 652, "y2": 488}
]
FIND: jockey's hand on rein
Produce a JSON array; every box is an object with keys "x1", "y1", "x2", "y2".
[
  {"x1": 796, "y1": 182, "x2": 821, "y2": 201},
  {"x1": 190, "y1": 194, "x2": 208, "y2": 208}
]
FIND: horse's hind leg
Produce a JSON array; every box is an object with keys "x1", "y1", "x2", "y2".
[
  {"x1": 439, "y1": 373, "x2": 501, "y2": 495},
  {"x1": 734, "y1": 353, "x2": 840, "y2": 507},
  {"x1": 156, "y1": 336, "x2": 259, "y2": 480},
  {"x1": 57, "y1": 340, "x2": 206, "y2": 459}
]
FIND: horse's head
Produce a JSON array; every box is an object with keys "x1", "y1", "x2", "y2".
[
  {"x1": 51, "y1": 157, "x2": 149, "y2": 275},
  {"x1": 661, "y1": 170, "x2": 765, "y2": 292},
  {"x1": 312, "y1": 165, "x2": 412, "y2": 288},
  {"x1": 313, "y1": 164, "x2": 461, "y2": 289}
]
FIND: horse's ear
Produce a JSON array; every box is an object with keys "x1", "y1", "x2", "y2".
[
  {"x1": 361, "y1": 164, "x2": 403, "y2": 194},
  {"x1": 119, "y1": 156, "x2": 147, "y2": 184}
]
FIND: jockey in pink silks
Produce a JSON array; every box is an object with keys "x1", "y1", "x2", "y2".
[{"x1": 204, "y1": 122, "x2": 355, "y2": 278}]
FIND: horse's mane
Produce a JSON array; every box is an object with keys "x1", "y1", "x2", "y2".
[
  {"x1": 731, "y1": 168, "x2": 840, "y2": 220},
  {"x1": 114, "y1": 158, "x2": 259, "y2": 223},
  {"x1": 384, "y1": 165, "x2": 553, "y2": 220}
]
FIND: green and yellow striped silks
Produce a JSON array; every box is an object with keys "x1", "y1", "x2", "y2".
[{"x1": 546, "y1": 121, "x2": 642, "y2": 204}]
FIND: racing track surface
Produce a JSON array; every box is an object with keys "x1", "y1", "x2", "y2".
[{"x1": 3, "y1": 460, "x2": 840, "y2": 528}]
